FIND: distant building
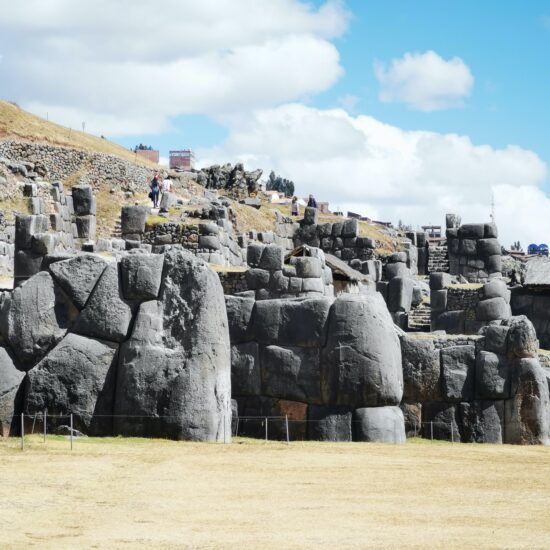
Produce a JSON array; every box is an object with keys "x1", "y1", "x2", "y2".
[
  {"x1": 135, "y1": 149, "x2": 159, "y2": 164},
  {"x1": 169, "y1": 150, "x2": 195, "y2": 171}
]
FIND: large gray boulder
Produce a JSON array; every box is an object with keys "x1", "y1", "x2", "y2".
[
  {"x1": 73, "y1": 263, "x2": 133, "y2": 342},
  {"x1": 120, "y1": 254, "x2": 164, "y2": 301},
  {"x1": 505, "y1": 358, "x2": 550, "y2": 444},
  {"x1": 354, "y1": 406, "x2": 406, "y2": 443},
  {"x1": 225, "y1": 296, "x2": 255, "y2": 343},
  {"x1": 121, "y1": 205, "x2": 149, "y2": 235},
  {"x1": 459, "y1": 401, "x2": 504, "y2": 443},
  {"x1": 231, "y1": 342, "x2": 260, "y2": 396},
  {"x1": 0, "y1": 272, "x2": 78, "y2": 369},
  {"x1": 71, "y1": 185, "x2": 96, "y2": 215},
  {"x1": 253, "y1": 297, "x2": 332, "y2": 348},
  {"x1": 260, "y1": 345, "x2": 321, "y2": 404},
  {"x1": 307, "y1": 405, "x2": 352, "y2": 441},
  {"x1": 476, "y1": 297, "x2": 510, "y2": 321},
  {"x1": 0, "y1": 346, "x2": 25, "y2": 436},
  {"x1": 475, "y1": 350, "x2": 510, "y2": 399},
  {"x1": 25, "y1": 333, "x2": 118, "y2": 435},
  {"x1": 321, "y1": 293, "x2": 403, "y2": 408},
  {"x1": 505, "y1": 315, "x2": 539, "y2": 359},
  {"x1": 114, "y1": 249, "x2": 231, "y2": 441},
  {"x1": 422, "y1": 402, "x2": 460, "y2": 441},
  {"x1": 49, "y1": 254, "x2": 108, "y2": 309},
  {"x1": 441, "y1": 345, "x2": 475, "y2": 402},
  {"x1": 401, "y1": 336, "x2": 441, "y2": 401}
]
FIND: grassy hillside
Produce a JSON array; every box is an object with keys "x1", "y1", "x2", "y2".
[{"x1": 0, "y1": 100, "x2": 158, "y2": 169}]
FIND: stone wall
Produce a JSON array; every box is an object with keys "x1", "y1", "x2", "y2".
[
  {"x1": 244, "y1": 244, "x2": 333, "y2": 300},
  {"x1": 227, "y1": 292, "x2": 406, "y2": 442},
  {"x1": 511, "y1": 287, "x2": 550, "y2": 349},
  {"x1": 0, "y1": 248, "x2": 231, "y2": 440},
  {"x1": 446, "y1": 214, "x2": 502, "y2": 282},
  {"x1": 0, "y1": 140, "x2": 155, "y2": 192},
  {"x1": 400, "y1": 316, "x2": 550, "y2": 444},
  {"x1": 430, "y1": 273, "x2": 511, "y2": 334},
  {"x1": 293, "y1": 210, "x2": 378, "y2": 271}
]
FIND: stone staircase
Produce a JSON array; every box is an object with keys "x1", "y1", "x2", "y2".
[
  {"x1": 428, "y1": 243, "x2": 449, "y2": 273},
  {"x1": 408, "y1": 303, "x2": 431, "y2": 332},
  {"x1": 111, "y1": 219, "x2": 122, "y2": 238}
]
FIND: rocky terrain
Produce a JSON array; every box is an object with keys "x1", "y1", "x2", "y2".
[{"x1": 0, "y1": 108, "x2": 549, "y2": 444}]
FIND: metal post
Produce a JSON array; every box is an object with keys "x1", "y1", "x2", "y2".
[
  {"x1": 70, "y1": 413, "x2": 73, "y2": 451},
  {"x1": 430, "y1": 421, "x2": 433, "y2": 441},
  {"x1": 265, "y1": 417, "x2": 268, "y2": 441},
  {"x1": 451, "y1": 424, "x2": 454, "y2": 443},
  {"x1": 43, "y1": 409, "x2": 47, "y2": 443},
  {"x1": 223, "y1": 414, "x2": 226, "y2": 444},
  {"x1": 20, "y1": 413, "x2": 24, "y2": 450},
  {"x1": 31, "y1": 413, "x2": 37, "y2": 434},
  {"x1": 235, "y1": 417, "x2": 239, "y2": 438},
  {"x1": 285, "y1": 415, "x2": 290, "y2": 445}
]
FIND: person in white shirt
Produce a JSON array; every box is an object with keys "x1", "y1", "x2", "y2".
[{"x1": 162, "y1": 176, "x2": 172, "y2": 193}]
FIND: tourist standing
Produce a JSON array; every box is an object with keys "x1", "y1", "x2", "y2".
[
  {"x1": 162, "y1": 175, "x2": 172, "y2": 194},
  {"x1": 307, "y1": 194, "x2": 318, "y2": 209},
  {"x1": 150, "y1": 173, "x2": 160, "y2": 208},
  {"x1": 291, "y1": 196, "x2": 299, "y2": 217}
]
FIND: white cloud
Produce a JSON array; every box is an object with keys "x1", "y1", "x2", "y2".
[
  {"x1": 0, "y1": 0, "x2": 349, "y2": 135},
  {"x1": 199, "y1": 104, "x2": 548, "y2": 246},
  {"x1": 375, "y1": 50, "x2": 474, "y2": 111}
]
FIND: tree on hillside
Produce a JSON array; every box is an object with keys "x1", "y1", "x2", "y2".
[
  {"x1": 134, "y1": 143, "x2": 154, "y2": 151},
  {"x1": 266, "y1": 170, "x2": 295, "y2": 197}
]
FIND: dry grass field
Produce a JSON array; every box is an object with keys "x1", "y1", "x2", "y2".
[
  {"x1": 0, "y1": 100, "x2": 158, "y2": 169},
  {"x1": 0, "y1": 436, "x2": 549, "y2": 549}
]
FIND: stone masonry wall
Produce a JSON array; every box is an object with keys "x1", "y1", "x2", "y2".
[
  {"x1": 0, "y1": 140, "x2": 156, "y2": 192},
  {"x1": 227, "y1": 292, "x2": 406, "y2": 442},
  {"x1": 400, "y1": 316, "x2": 550, "y2": 444},
  {"x1": 446, "y1": 214, "x2": 502, "y2": 282}
]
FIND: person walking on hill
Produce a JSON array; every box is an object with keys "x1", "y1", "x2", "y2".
[
  {"x1": 307, "y1": 194, "x2": 318, "y2": 209},
  {"x1": 162, "y1": 175, "x2": 172, "y2": 194},
  {"x1": 150, "y1": 173, "x2": 160, "y2": 208},
  {"x1": 291, "y1": 196, "x2": 299, "y2": 217}
]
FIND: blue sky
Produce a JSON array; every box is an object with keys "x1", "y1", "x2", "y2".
[
  {"x1": 2, "y1": 0, "x2": 550, "y2": 245},
  {"x1": 114, "y1": 1, "x2": 550, "y2": 172}
]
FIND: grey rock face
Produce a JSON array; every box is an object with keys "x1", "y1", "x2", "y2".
[
  {"x1": 231, "y1": 342, "x2": 261, "y2": 396},
  {"x1": 505, "y1": 358, "x2": 550, "y2": 444},
  {"x1": 476, "y1": 297, "x2": 510, "y2": 321},
  {"x1": 121, "y1": 206, "x2": 149, "y2": 235},
  {"x1": 294, "y1": 257, "x2": 322, "y2": 278},
  {"x1": 388, "y1": 276, "x2": 414, "y2": 312},
  {"x1": 303, "y1": 207, "x2": 318, "y2": 225},
  {"x1": 0, "y1": 272, "x2": 78, "y2": 369},
  {"x1": 422, "y1": 402, "x2": 460, "y2": 441},
  {"x1": 433, "y1": 310, "x2": 465, "y2": 334},
  {"x1": 506, "y1": 315, "x2": 539, "y2": 359},
  {"x1": 49, "y1": 254, "x2": 107, "y2": 309},
  {"x1": 72, "y1": 185, "x2": 96, "y2": 215},
  {"x1": 401, "y1": 336, "x2": 441, "y2": 401},
  {"x1": 483, "y1": 324, "x2": 509, "y2": 355},
  {"x1": 307, "y1": 405, "x2": 352, "y2": 441},
  {"x1": 25, "y1": 333, "x2": 118, "y2": 435},
  {"x1": 115, "y1": 249, "x2": 231, "y2": 441},
  {"x1": 259, "y1": 246, "x2": 284, "y2": 271},
  {"x1": 354, "y1": 406, "x2": 406, "y2": 443},
  {"x1": 441, "y1": 345, "x2": 475, "y2": 402},
  {"x1": 73, "y1": 263, "x2": 133, "y2": 342},
  {"x1": 261, "y1": 345, "x2": 321, "y2": 404},
  {"x1": 475, "y1": 351, "x2": 510, "y2": 399},
  {"x1": 254, "y1": 297, "x2": 332, "y2": 348},
  {"x1": 321, "y1": 293, "x2": 403, "y2": 408},
  {"x1": 225, "y1": 296, "x2": 255, "y2": 344},
  {"x1": 386, "y1": 262, "x2": 409, "y2": 280},
  {"x1": 459, "y1": 400, "x2": 504, "y2": 443},
  {"x1": 120, "y1": 254, "x2": 164, "y2": 301},
  {"x1": 0, "y1": 346, "x2": 25, "y2": 436},
  {"x1": 430, "y1": 272, "x2": 452, "y2": 290}
]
